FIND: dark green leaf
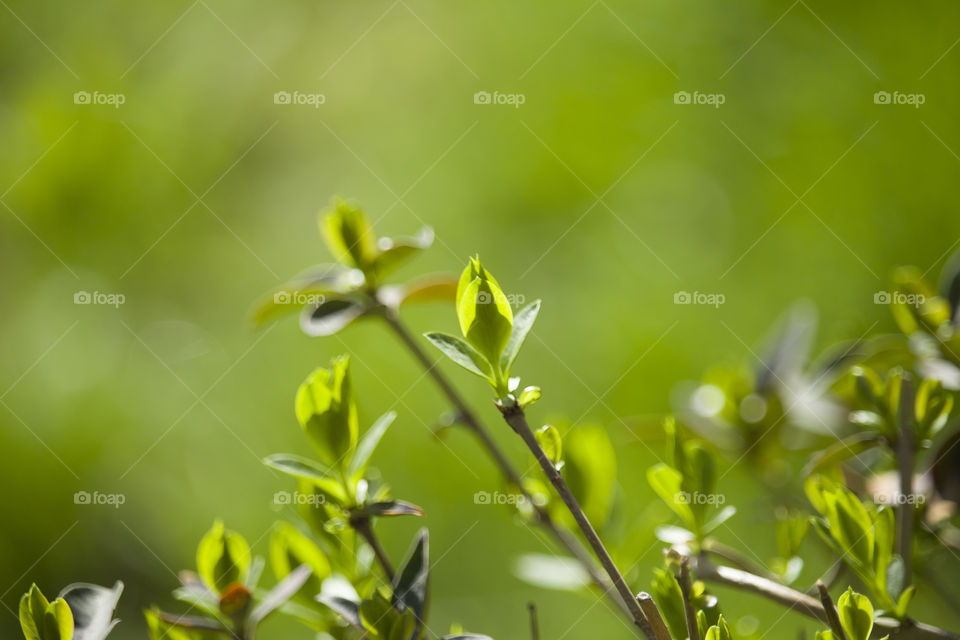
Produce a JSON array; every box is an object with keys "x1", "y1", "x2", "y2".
[
  {"x1": 299, "y1": 297, "x2": 367, "y2": 337},
  {"x1": 315, "y1": 595, "x2": 362, "y2": 630},
  {"x1": 392, "y1": 528, "x2": 429, "y2": 634}
]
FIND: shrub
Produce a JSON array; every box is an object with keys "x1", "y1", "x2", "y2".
[{"x1": 21, "y1": 200, "x2": 960, "y2": 640}]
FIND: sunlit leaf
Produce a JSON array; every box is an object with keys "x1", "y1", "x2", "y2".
[
  {"x1": 837, "y1": 588, "x2": 874, "y2": 640},
  {"x1": 424, "y1": 332, "x2": 493, "y2": 380}
]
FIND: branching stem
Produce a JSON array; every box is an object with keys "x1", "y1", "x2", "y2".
[
  {"x1": 897, "y1": 377, "x2": 916, "y2": 586},
  {"x1": 817, "y1": 580, "x2": 847, "y2": 640},
  {"x1": 678, "y1": 558, "x2": 700, "y2": 640},
  {"x1": 379, "y1": 309, "x2": 621, "y2": 609},
  {"x1": 352, "y1": 517, "x2": 395, "y2": 582},
  {"x1": 498, "y1": 404, "x2": 656, "y2": 640},
  {"x1": 694, "y1": 556, "x2": 960, "y2": 640}
]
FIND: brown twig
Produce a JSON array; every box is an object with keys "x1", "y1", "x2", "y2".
[
  {"x1": 817, "y1": 580, "x2": 848, "y2": 640},
  {"x1": 498, "y1": 404, "x2": 655, "y2": 639},
  {"x1": 351, "y1": 517, "x2": 395, "y2": 582},
  {"x1": 897, "y1": 376, "x2": 916, "y2": 586},
  {"x1": 694, "y1": 556, "x2": 960, "y2": 640},
  {"x1": 528, "y1": 603, "x2": 540, "y2": 640},
  {"x1": 379, "y1": 310, "x2": 620, "y2": 607},
  {"x1": 678, "y1": 558, "x2": 701, "y2": 640},
  {"x1": 637, "y1": 592, "x2": 673, "y2": 640}
]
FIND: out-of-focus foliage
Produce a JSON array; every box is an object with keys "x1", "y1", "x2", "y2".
[{"x1": 5, "y1": 1, "x2": 960, "y2": 638}]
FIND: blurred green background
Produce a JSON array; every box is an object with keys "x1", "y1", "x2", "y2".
[{"x1": 2, "y1": 0, "x2": 960, "y2": 637}]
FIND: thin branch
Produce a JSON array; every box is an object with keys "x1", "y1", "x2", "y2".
[
  {"x1": 352, "y1": 517, "x2": 395, "y2": 582},
  {"x1": 704, "y1": 540, "x2": 779, "y2": 581},
  {"x1": 498, "y1": 404, "x2": 655, "y2": 639},
  {"x1": 379, "y1": 309, "x2": 620, "y2": 606},
  {"x1": 695, "y1": 556, "x2": 960, "y2": 640},
  {"x1": 678, "y1": 558, "x2": 701, "y2": 640},
  {"x1": 897, "y1": 376, "x2": 916, "y2": 585},
  {"x1": 637, "y1": 592, "x2": 672, "y2": 640},
  {"x1": 528, "y1": 602, "x2": 540, "y2": 640},
  {"x1": 817, "y1": 580, "x2": 848, "y2": 640}
]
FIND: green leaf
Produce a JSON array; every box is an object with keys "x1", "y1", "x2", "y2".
[
  {"x1": 535, "y1": 424, "x2": 563, "y2": 469},
  {"x1": 295, "y1": 357, "x2": 358, "y2": 468},
  {"x1": 650, "y1": 569, "x2": 687, "y2": 640},
  {"x1": 321, "y1": 200, "x2": 378, "y2": 272},
  {"x1": 424, "y1": 332, "x2": 493, "y2": 380},
  {"x1": 19, "y1": 586, "x2": 75, "y2": 640},
  {"x1": 895, "y1": 584, "x2": 916, "y2": 618},
  {"x1": 564, "y1": 424, "x2": 617, "y2": 528},
  {"x1": 353, "y1": 500, "x2": 425, "y2": 518},
  {"x1": 885, "y1": 554, "x2": 904, "y2": 603},
  {"x1": 704, "y1": 616, "x2": 733, "y2": 640},
  {"x1": 455, "y1": 258, "x2": 513, "y2": 376},
  {"x1": 299, "y1": 297, "x2": 368, "y2": 337},
  {"x1": 263, "y1": 454, "x2": 347, "y2": 504},
  {"x1": 814, "y1": 632, "x2": 836, "y2": 640},
  {"x1": 647, "y1": 463, "x2": 695, "y2": 531},
  {"x1": 269, "y1": 522, "x2": 330, "y2": 602},
  {"x1": 370, "y1": 227, "x2": 434, "y2": 282},
  {"x1": 20, "y1": 584, "x2": 47, "y2": 640},
  {"x1": 348, "y1": 411, "x2": 397, "y2": 478},
  {"x1": 248, "y1": 564, "x2": 313, "y2": 629},
  {"x1": 837, "y1": 588, "x2": 874, "y2": 640},
  {"x1": 251, "y1": 264, "x2": 358, "y2": 327},
  {"x1": 378, "y1": 274, "x2": 457, "y2": 309},
  {"x1": 805, "y1": 433, "x2": 882, "y2": 476},
  {"x1": 44, "y1": 598, "x2": 74, "y2": 640},
  {"x1": 702, "y1": 506, "x2": 737, "y2": 534},
  {"x1": 500, "y1": 300, "x2": 540, "y2": 375},
  {"x1": 359, "y1": 592, "x2": 395, "y2": 635},
  {"x1": 517, "y1": 385, "x2": 541, "y2": 409},
  {"x1": 315, "y1": 595, "x2": 362, "y2": 630},
  {"x1": 196, "y1": 521, "x2": 251, "y2": 594},
  {"x1": 392, "y1": 529, "x2": 429, "y2": 635},
  {"x1": 775, "y1": 509, "x2": 810, "y2": 560}
]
